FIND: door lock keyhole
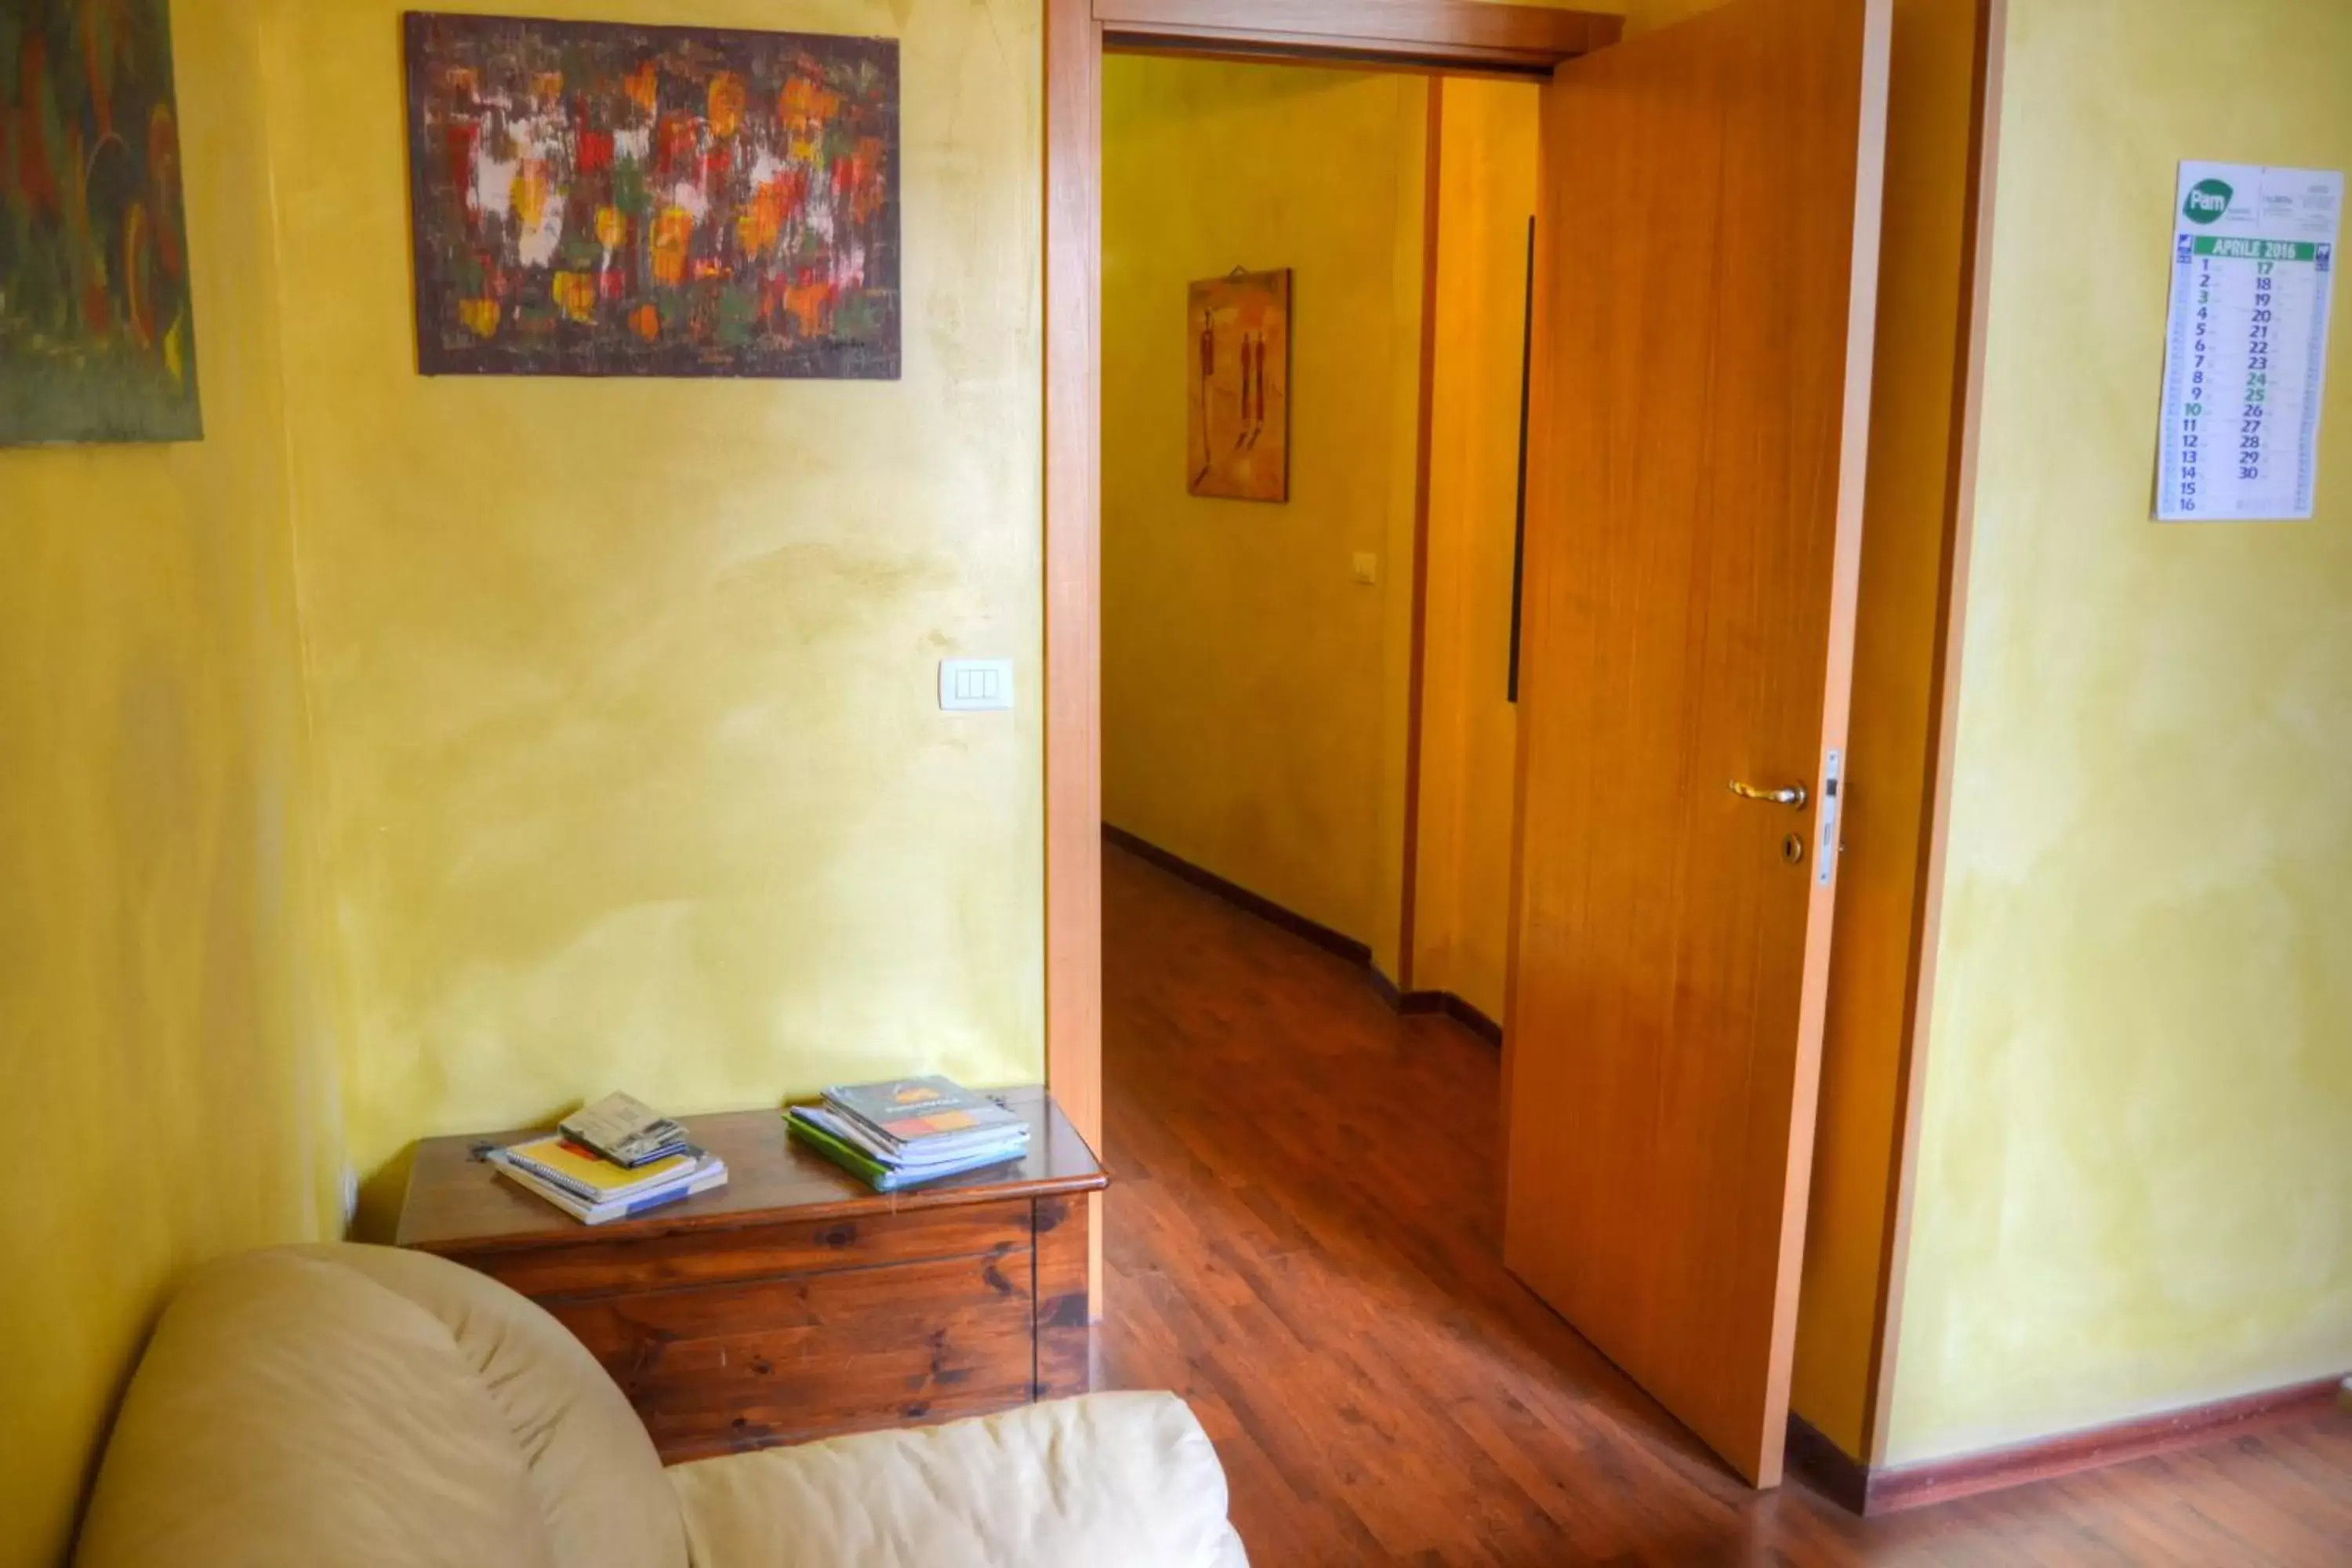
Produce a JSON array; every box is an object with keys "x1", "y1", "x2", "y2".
[{"x1": 1783, "y1": 833, "x2": 1806, "y2": 866}]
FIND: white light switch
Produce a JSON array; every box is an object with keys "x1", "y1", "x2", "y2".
[
  {"x1": 940, "y1": 658, "x2": 1015, "y2": 712},
  {"x1": 1352, "y1": 552, "x2": 1380, "y2": 585}
]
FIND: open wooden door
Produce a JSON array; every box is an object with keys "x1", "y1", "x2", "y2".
[{"x1": 1502, "y1": 0, "x2": 1889, "y2": 1487}]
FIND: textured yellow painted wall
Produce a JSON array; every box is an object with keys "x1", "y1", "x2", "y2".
[
  {"x1": 1100, "y1": 57, "x2": 1427, "y2": 962},
  {"x1": 0, "y1": 5, "x2": 341, "y2": 1563},
  {"x1": 1411, "y1": 77, "x2": 1536, "y2": 1022},
  {"x1": 258, "y1": 0, "x2": 1045, "y2": 1228},
  {"x1": 1886, "y1": 0, "x2": 2352, "y2": 1465}
]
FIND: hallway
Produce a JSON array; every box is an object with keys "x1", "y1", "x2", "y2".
[{"x1": 1093, "y1": 843, "x2": 2352, "y2": 1565}]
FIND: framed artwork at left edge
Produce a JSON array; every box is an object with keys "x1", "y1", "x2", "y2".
[{"x1": 1, "y1": 0, "x2": 205, "y2": 445}]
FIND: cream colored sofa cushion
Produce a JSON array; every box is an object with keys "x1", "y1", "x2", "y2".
[
  {"x1": 74, "y1": 1243, "x2": 1247, "y2": 1568},
  {"x1": 74, "y1": 1244, "x2": 688, "y2": 1568},
  {"x1": 672, "y1": 1392, "x2": 1249, "y2": 1568}
]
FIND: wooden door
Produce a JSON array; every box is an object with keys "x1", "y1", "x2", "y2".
[{"x1": 1502, "y1": 0, "x2": 1890, "y2": 1487}]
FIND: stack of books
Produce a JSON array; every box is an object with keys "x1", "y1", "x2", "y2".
[
  {"x1": 490, "y1": 1093, "x2": 726, "y2": 1225},
  {"x1": 787, "y1": 1076, "x2": 1029, "y2": 1192}
]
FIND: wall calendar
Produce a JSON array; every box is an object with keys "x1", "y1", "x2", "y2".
[{"x1": 2157, "y1": 162, "x2": 2342, "y2": 521}]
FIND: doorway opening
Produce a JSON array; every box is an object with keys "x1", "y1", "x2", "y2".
[
  {"x1": 1046, "y1": 10, "x2": 1610, "y2": 1330},
  {"x1": 1095, "y1": 55, "x2": 1538, "y2": 1045}
]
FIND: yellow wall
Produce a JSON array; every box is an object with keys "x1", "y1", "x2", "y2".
[
  {"x1": 0, "y1": 4, "x2": 342, "y2": 1563},
  {"x1": 1885, "y1": 0, "x2": 2352, "y2": 1465},
  {"x1": 1410, "y1": 78, "x2": 1537, "y2": 1021},
  {"x1": 254, "y1": 0, "x2": 1045, "y2": 1229},
  {"x1": 1100, "y1": 56, "x2": 1428, "y2": 965}
]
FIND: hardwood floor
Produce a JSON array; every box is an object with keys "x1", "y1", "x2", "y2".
[{"x1": 1096, "y1": 843, "x2": 2352, "y2": 1565}]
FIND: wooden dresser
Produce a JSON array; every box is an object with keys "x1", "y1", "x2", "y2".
[{"x1": 395, "y1": 1087, "x2": 1105, "y2": 1463}]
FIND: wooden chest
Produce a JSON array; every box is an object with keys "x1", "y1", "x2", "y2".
[{"x1": 395, "y1": 1087, "x2": 1104, "y2": 1463}]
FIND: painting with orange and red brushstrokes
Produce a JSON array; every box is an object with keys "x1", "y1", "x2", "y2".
[
  {"x1": 402, "y1": 13, "x2": 898, "y2": 379},
  {"x1": 1187, "y1": 269, "x2": 1290, "y2": 503},
  {"x1": 0, "y1": 0, "x2": 201, "y2": 444}
]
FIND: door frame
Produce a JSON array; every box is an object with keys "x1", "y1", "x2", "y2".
[
  {"x1": 1041, "y1": 0, "x2": 1621, "y2": 1316},
  {"x1": 1045, "y1": 0, "x2": 2008, "y2": 1493},
  {"x1": 1861, "y1": 0, "x2": 2006, "y2": 1469}
]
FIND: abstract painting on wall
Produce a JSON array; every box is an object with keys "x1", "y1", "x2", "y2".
[
  {"x1": 1187, "y1": 268, "x2": 1290, "y2": 503},
  {"x1": 0, "y1": 0, "x2": 203, "y2": 445},
  {"x1": 403, "y1": 13, "x2": 899, "y2": 379}
]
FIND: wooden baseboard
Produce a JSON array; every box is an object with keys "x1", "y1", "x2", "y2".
[
  {"x1": 1102, "y1": 825, "x2": 1501, "y2": 1045},
  {"x1": 1396, "y1": 988, "x2": 1504, "y2": 1046},
  {"x1": 1102, "y1": 823, "x2": 1371, "y2": 967},
  {"x1": 1789, "y1": 1374, "x2": 2349, "y2": 1516},
  {"x1": 1784, "y1": 1414, "x2": 1873, "y2": 1514}
]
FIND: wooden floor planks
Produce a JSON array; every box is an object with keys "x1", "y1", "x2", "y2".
[{"x1": 1095, "y1": 842, "x2": 2352, "y2": 1566}]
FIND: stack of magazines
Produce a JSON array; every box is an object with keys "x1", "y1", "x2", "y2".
[
  {"x1": 491, "y1": 1093, "x2": 727, "y2": 1225},
  {"x1": 787, "y1": 1076, "x2": 1029, "y2": 1192}
]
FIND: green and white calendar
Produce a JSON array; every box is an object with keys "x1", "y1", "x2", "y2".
[{"x1": 2158, "y1": 162, "x2": 2342, "y2": 522}]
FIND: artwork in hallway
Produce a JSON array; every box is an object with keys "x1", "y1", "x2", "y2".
[
  {"x1": 0, "y1": 0, "x2": 203, "y2": 445},
  {"x1": 402, "y1": 12, "x2": 899, "y2": 379},
  {"x1": 1188, "y1": 268, "x2": 1291, "y2": 502}
]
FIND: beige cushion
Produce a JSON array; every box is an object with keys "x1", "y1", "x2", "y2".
[
  {"x1": 670, "y1": 1392, "x2": 1249, "y2": 1567},
  {"x1": 74, "y1": 1244, "x2": 688, "y2": 1568},
  {"x1": 74, "y1": 1242, "x2": 1245, "y2": 1568}
]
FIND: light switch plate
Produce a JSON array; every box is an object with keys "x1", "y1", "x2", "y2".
[
  {"x1": 1352, "y1": 552, "x2": 1380, "y2": 585},
  {"x1": 940, "y1": 658, "x2": 1015, "y2": 712}
]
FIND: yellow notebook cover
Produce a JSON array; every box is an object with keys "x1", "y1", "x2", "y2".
[{"x1": 503, "y1": 1135, "x2": 696, "y2": 1200}]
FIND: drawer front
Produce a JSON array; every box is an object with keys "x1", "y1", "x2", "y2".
[
  {"x1": 546, "y1": 1250, "x2": 1038, "y2": 1461},
  {"x1": 452, "y1": 1199, "x2": 1036, "y2": 1301}
]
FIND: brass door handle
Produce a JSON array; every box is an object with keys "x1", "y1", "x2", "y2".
[{"x1": 1729, "y1": 779, "x2": 1809, "y2": 809}]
